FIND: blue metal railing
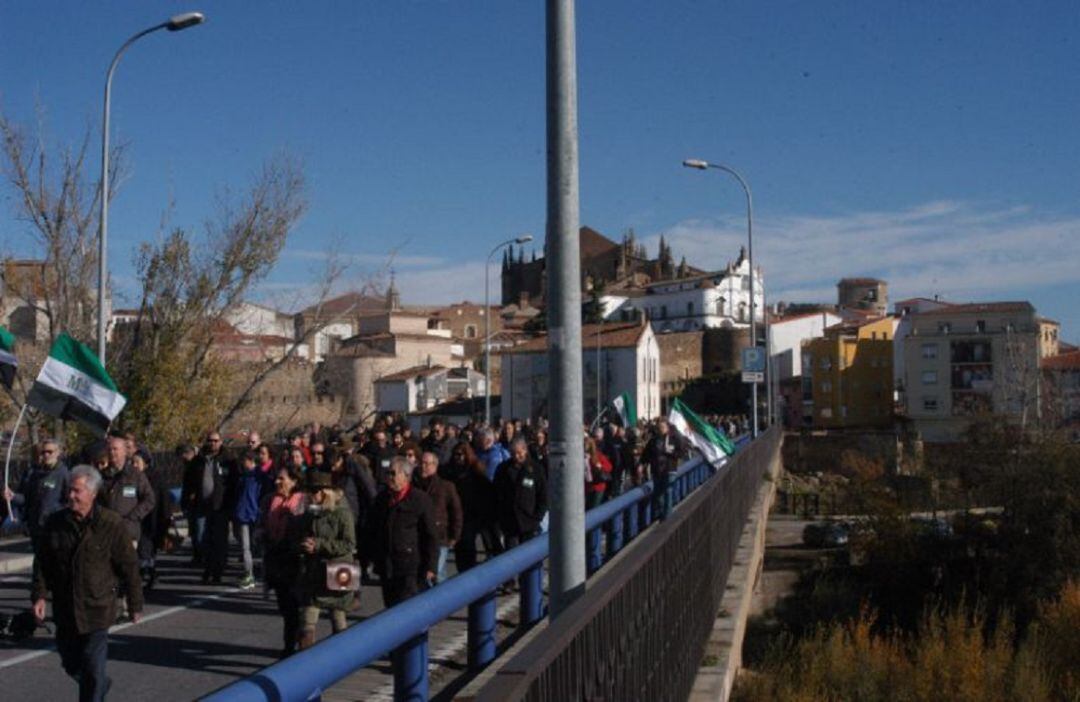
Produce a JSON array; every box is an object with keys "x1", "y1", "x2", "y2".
[{"x1": 205, "y1": 436, "x2": 749, "y2": 702}]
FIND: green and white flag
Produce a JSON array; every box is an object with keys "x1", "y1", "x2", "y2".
[
  {"x1": 0, "y1": 326, "x2": 16, "y2": 390},
  {"x1": 27, "y1": 333, "x2": 127, "y2": 436},
  {"x1": 612, "y1": 391, "x2": 637, "y2": 427},
  {"x1": 668, "y1": 398, "x2": 735, "y2": 466}
]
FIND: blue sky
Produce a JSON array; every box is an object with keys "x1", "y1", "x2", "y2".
[{"x1": 1, "y1": 1, "x2": 1078, "y2": 341}]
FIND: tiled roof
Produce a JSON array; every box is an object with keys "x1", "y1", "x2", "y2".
[
  {"x1": 917, "y1": 301, "x2": 1034, "y2": 316},
  {"x1": 579, "y1": 226, "x2": 620, "y2": 259},
  {"x1": 375, "y1": 365, "x2": 447, "y2": 382},
  {"x1": 507, "y1": 322, "x2": 647, "y2": 354},
  {"x1": 1042, "y1": 351, "x2": 1080, "y2": 370},
  {"x1": 301, "y1": 292, "x2": 386, "y2": 317}
]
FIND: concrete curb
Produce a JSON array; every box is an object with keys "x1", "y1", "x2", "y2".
[{"x1": 689, "y1": 446, "x2": 781, "y2": 702}]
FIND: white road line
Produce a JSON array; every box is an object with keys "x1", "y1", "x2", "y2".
[{"x1": 0, "y1": 586, "x2": 241, "y2": 670}]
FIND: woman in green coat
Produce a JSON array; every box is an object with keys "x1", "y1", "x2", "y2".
[{"x1": 295, "y1": 470, "x2": 356, "y2": 649}]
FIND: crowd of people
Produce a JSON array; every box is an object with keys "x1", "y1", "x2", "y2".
[{"x1": 5, "y1": 411, "x2": 743, "y2": 698}]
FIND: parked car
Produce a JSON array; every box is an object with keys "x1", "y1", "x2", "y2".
[{"x1": 802, "y1": 521, "x2": 849, "y2": 548}]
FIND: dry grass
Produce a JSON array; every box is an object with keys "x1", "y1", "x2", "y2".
[{"x1": 734, "y1": 581, "x2": 1080, "y2": 702}]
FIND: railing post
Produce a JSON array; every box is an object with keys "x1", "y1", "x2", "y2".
[
  {"x1": 627, "y1": 498, "x2": 639, "y2": 539},
  {"x1": 641, "y1": 493, "x2": 652, "y2": 527},
  {"x1": 468, "y1": 591, "x2": 497, "y2": 670},
  {"x1": 519, "y1": 563, "x2": 544, "y2": 626},
  {"x1": 393, "y1": 631, "x2": 429, "y2": 702},
  {"x1": 586, "y1": 526, "x2": 603, "y2": 573},
  {"x1": 608, "y1": 509, "x2": 624, "y2": 557}
]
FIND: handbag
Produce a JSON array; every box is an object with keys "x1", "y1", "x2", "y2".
[{"x1": 325, "y1": 561, "x2": 361, "y2": 592}]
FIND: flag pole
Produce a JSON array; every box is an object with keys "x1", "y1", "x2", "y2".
[{"x1": 3, "y1": 403, "x2": 29, "y2": 525}]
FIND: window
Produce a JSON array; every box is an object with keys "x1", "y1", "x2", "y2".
[
  {"x1": 938, "y1": 322, "x2": 951, "y2": 334},
  {"x1": 687, "y1": 302, "x2": 694, "y2": 315},
  {"x1": 821, "y1": 381, "x2": 832, "y2": 392},
  {"x1": 717, "y1": 296, "x2": 726, "y2": 316},
  {"x1": 464, "y1": 324, "x2": 477, "y2": 339},
  {"x1": 922, "y1": 370, "x2": 938, "y2": 385},
  {"x1": 921, "y1": 343, "x2": 938, "y2": 359},
  {"x1": 820, "y1": 357, "x2": 832, "y2": 370},
  {"x1": 738, "y1": 302, "x2": 747, "y2": 322},
  {"x1": 819, "y1": 407, "x2": 832, "y2": 419},
  {"x1": 661, "y1": 305, "x2": 668, "y2": 319},
  {"x1": 742, "y1": 276, "x2": 750, "y2": 291},
  {"x1": 923, "y1": 397, "x2": 938, "y2": 411},
  {"x1": 975, "y1": 320, "x2": 986, "y2": 333}
]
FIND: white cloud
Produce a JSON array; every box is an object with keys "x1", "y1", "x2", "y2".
[
  {"x1": 647, "y1": 201, "x2": 1080, "y2": 305},
  {"x1": 282, "y1": 248, "x2": 445, "y2": 268}
]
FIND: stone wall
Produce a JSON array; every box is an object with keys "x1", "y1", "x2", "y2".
[{"x1": 221, "y1": 360, "x2": 343, "y2": 437}]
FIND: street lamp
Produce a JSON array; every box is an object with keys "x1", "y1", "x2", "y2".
[
  {"x1": 485, "y1": 234, "x2": 533, "y2": 425},
  {"x1": 98, "y1": 11, "x2": 206, "y2": 364},
  {"x1": 683, "y1": 157, "x2": 759, "y2": 437}
]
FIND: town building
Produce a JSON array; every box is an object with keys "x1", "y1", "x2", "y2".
[
  {"x1": 901, "y1": 301, "x2": 1042, "y2": 442},
  {"x1": 604, "y1": 247, "x2": 764, "y2": 334},
  {"x1": 295, "y1": 288, "x2": 397, "y2": 362},
  {"x1": 803, "y1": 316, "x2": 897, "y2": 429},
  {"x1": 768, "y1": 310, "x2": 843, "y2": 427},
  {"x1": 1042, "y1": 350, "x2": 1080, "y2": 436},
  {"x1": 322, "y1": 309, "x2": 459, "y2": 422},
  {"x1": 374, "y1": 364, "x2": 486, "y2": 414},
  {"x1": 500, "y1": 320, "x2": 661, "y2": 423},
  {"x1": 501, "y1": 226, "x2": 701, "y2": 307},
  {"x1": 838, "y1": 277, "x2": 889, "y2": 317}
]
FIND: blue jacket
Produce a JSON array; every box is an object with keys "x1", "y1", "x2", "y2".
[
  {"x1": 233, "y1": 469, "x2": 263, "y2": 525},
  {"x1": 477, "y1": 443, "x2": 511, "y2": 481}
]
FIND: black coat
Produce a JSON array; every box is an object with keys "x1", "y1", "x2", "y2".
[
  {"x1": 493, "y1": 457, "x2": 547, "y2": 537},
  {"x1": 367, "y1": 487, "x2": 438, "y2": 580},
  {"x1": 32, "y1": 506, "x2": 142, "y2": 634},
  {"x1": 642, "y1": 429, "x2": 688, "y2": 477}
]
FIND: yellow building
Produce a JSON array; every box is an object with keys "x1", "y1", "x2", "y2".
[{"x1": 803, "y1": 316, "x2": 896, "y2": 428}]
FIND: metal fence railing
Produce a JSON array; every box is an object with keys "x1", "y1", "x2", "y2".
[
  {"x1": 203, "y1": 433, "x2": 757, "y2": 702},
  {"x1": 475, "y1": 426, "x2": 781, "y2": 702}
]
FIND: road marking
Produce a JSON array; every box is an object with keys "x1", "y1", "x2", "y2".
[{"x1": 0, "y1": 586, "x2": 241, "y2": 670}]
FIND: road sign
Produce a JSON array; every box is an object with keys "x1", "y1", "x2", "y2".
[
  {"x1": 741, "y1": 346, "x2": 765, "y2": 373},
  {"x1": 742, "y1": 371, "x2": 764, "y2": 383}
]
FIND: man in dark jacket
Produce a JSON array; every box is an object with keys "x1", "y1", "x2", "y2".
[
  {"x1": 642, "y1": 418, "x2": 687, "y2": 521},
  {"x1": 195, "y1": 431, "x2": 235, "y2": 584},
  {"x1": 98, "y1": 435, "x2": 156, "y2": 548},
  {"x1": 413, "y1": 451, "x2": 463, "y2": 584},
  {"x1": 368, "y1": 456, "x2": 438, "y2": 607},
  {"x1": 420, "y1": 418, "x2": 454, "y2": 468},
  {"x1": 5, "y1": 438, "x2": 70, "y2": 548},
  {"x1": 493, "y1": 438, "x2": 547, "y2": 550},
  {"x1": 32, "y1": 465, "x2": 143, "y2": 702},
  {"x1": 364, "y1": 430, "x2": 397, "y2": 485}
]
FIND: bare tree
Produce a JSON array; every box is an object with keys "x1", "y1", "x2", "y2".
[
  {"x1": 113, "y1": 154, "x2": 309, "y2": 447},
  {"x1": 0, "y1": 109, "x2": 128, "y2": 442},
  {"x1": 0, "y1": 110, "x2": 125, "y2": 344}
]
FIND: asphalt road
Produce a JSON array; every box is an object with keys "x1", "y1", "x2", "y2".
[{"x1": 0, "y1": 541, "x2": 521, "y2": 701}]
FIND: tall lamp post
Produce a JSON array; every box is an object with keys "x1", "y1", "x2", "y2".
[
  {"x1": 98, "y1": 11, "x2": 206, "y2": 364},
  {"x1": 484, "y1": 234, "x2": 533, "y2": 425},
  {"x1": 683, "y1": 158, "x2": 759, "y2": 437}
]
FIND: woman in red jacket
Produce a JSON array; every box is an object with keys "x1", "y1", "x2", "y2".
[{"x1": 584, "y1": 437, "x2": 612, "y2": 510}]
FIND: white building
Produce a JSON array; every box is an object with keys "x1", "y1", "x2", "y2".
[
  {"x1": 603, "y1": 248, "x2": 764, "y2": 334},
  {"x1": 500, "y1": 321, "x2": 661, "y2": 423},
  {"x1": 374, "y1": 365, "x2": 486, "y2": 414},
  {"x1": 768, "y1": 310, "x2": 843, "y2": 381}
]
